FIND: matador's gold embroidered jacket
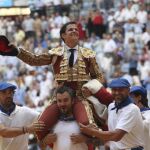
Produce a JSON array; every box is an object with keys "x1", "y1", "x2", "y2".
[
  {"x1": 17, "y1": 46, "x2": 106, "y2": 125},
  {"x1": 17, "y1": 46, "x2": 104, "y2": 95}
]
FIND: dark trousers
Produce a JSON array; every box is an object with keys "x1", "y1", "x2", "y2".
[{"x1": 131, "y1": 146, "x2": 143, "y2": 150}]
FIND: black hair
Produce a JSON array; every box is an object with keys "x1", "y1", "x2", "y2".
[
  {"x1": 60, "y1": 21, "x2": 77, "y2": 41},
  {"x1": 56, "y1": 86, "x2": 76, "y2": 100},
  {"x1": 132, "y1": 91, "x2": 149, "y2": 108}
]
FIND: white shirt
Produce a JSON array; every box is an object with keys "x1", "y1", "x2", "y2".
[
  {"x1": 65, "y1": 45, "x2": 78, "y2": 65},
  {"x1": 137, "y1": 11, "x2": 148, "y2": 24},
  {"x1": 114, "y1": 10, "x2": 123, "y2": 22},
  {"x1": 62, "y1": 16, "x2": 70, "y2": 24},
  {"x1": 108, "y1": 102, "x2": 144, "y2": 150},
  {"x1": 54, "y1": 15, "x2": 63, "y2": 27},
  {"x1": 22, "y1": 18, "x2": 34, "y2": 32},
  {"x1": 63, "y1": 0, "x2": 72, "y2": 4},
  {"x1": 0, "y1": 106, "x2": 39, "y2": 150},
  {"x1": 141, "y1": 32, "x2": 150, "y2": 45},
  {"x1": 142, "y1": 110, "x2": 150, "y2": 150},
  {"x1": 53, "y1": 120, "x2": 88, "y2": 150},
  {"x1": 51, "y1": 27, "x2": 60, "y2": 39},
  {"x1": 103, "y1": 39, "x2": 117, "y2": 53},
  {"x1": 53, "y1": 0, "x2": 61, "y2": 5},
  {"x1": 137, "y1": 61, "x2": 150, "y2": 80},
  {"x1": 120, "y1": 8, "x2": 136, "y2": 22}
]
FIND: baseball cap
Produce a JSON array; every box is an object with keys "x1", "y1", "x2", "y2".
[
  {"x1": 108, "y1": 78, "x2": 131, "y2": 88},
  {"x1": 0, "y1": 82, "x2": 17, "y2": 91},
  {"x1": 130, "y1": 86, "x2": 147, "y2": 98}
]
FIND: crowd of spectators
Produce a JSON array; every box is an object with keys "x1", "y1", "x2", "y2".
[{"x1": 0, "y1": 0, "x2": 149, "y2": 149}]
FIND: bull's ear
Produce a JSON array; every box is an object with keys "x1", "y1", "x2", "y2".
[{"x1": 0, "y1": 35, "x2": 10, "y2": 52}]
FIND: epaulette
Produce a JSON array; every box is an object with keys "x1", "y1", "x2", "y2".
[
  {"x1": 48, "y1": 47, "x2": 63, "y2": 56},
  {"x1": 80, "y1": 47, "x2": 96, "y2": 58}
]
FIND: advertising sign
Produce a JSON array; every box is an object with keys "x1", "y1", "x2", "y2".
[{"x1": 0, "y1": 7, "x2": 31, "y2": 16}]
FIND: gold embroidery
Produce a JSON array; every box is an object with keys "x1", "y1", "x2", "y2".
[
  {"x1": 90, "y1": 58, "x2": 104, "y2": 83},
  {"x1": 80, "y1": 47, "x2": 96, "y2": 58},
  {"x1": 54, "y1": 47, "x2": 90, "y2": 82},
  {"x1": 49, "y1": 47, "x2": 63, "y2": 56},
  {"x1": 82, "y1": 100, "x2": 97, "y2": 126},
  {"x1": 17, "y1": 48, "x2": 52, "y2": 66}
]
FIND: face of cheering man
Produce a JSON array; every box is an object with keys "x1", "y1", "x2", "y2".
[
  {"x1": 130, "y1": 87, "x2": 148, "y2": 109},
  {"x1": 56, "y1": 90, "x2": 74, "y2": 115},
  {"x1": 130, "y1": 93, "x2": 141, "y2": 108},
  {"x1": 61, "y1": 22, "x2": 79, "y2": 48},
  {"x1": 111, "y1": 87, "x2": 130, "y2": 103},
  {"x1": 0, "y1": 88, "x2": 15, "y2": 110}
]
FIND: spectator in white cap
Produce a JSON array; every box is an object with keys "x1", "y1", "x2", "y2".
[{"x1": 0, "y1": 82, "x2": 45, "y2": 150}]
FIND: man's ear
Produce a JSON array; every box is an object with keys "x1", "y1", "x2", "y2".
[
  {"x1": 61, "y1": 33, "x2": 66, "y2": 40},
  {"x1": 127, "y1": 88, "x2": 130, "y2": 93},
  {"x1": 138, "y1": 95, "x2": 142, "y2": 102}
]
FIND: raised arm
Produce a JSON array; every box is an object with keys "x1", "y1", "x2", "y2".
[
  {"x1": 0, "y1": 35, "x2": 52, "y2": 66},
  {"x1": 17, "y1": 48, "x2": 52, "y2": 66}
]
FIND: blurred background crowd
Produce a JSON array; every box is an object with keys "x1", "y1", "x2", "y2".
[{"x1": 0, "y1": 0, "x2": 150, "y2": 149}]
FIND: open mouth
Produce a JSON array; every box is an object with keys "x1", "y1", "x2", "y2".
[
  {"x1": 61, "y1": 108, "x2": 67, "y2": 113},
  {"x1": 71, "y1": 33, "x2": 78, "y2": 36}
]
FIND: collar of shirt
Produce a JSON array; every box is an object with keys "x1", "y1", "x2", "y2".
[
  {"x1": 111, "y1": 97, "x2": 133, "y2": 113},
  {"x1": 65, "y1": 45, "x2": 78, "y2": 52},
  {"x1": 140, "y1": 107, "x2": 150, "y2": 112},
  {"x1": 0, "y1": 103, "x2": 16, "y2": 116},
  {"x1": 64, "y1": 45, "x2": 78, "y2": 64},
  {"x1": 59, "y1": 113, "x2": 75, "y2": 122}
]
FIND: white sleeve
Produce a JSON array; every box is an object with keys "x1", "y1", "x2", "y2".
[
  {"x1": 143, "y1": 119, "x2": 150, "y2": 137},
  {"x1": 116, "y1": 108, "x2": 138, "y2": 133},
  {"x1": 22, "y1": 107, "x2": 40, "y2": 124},
  {"x1": 0, "y1": 114, "x2": 4, "y2": 127},
  {"x1": 0, "y1": 117, "x2": 5, "y2": 132}
]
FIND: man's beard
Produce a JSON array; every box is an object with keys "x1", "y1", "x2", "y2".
[
  {"x1": 60, "y1": 108, "x2": 68, "y2": 114},
  {"x1": 4, "y1": 98, "x2": 14, "y2": 107},
  {"x1": 60, "y1": 107, "x2": 72, "y2": 115}
]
